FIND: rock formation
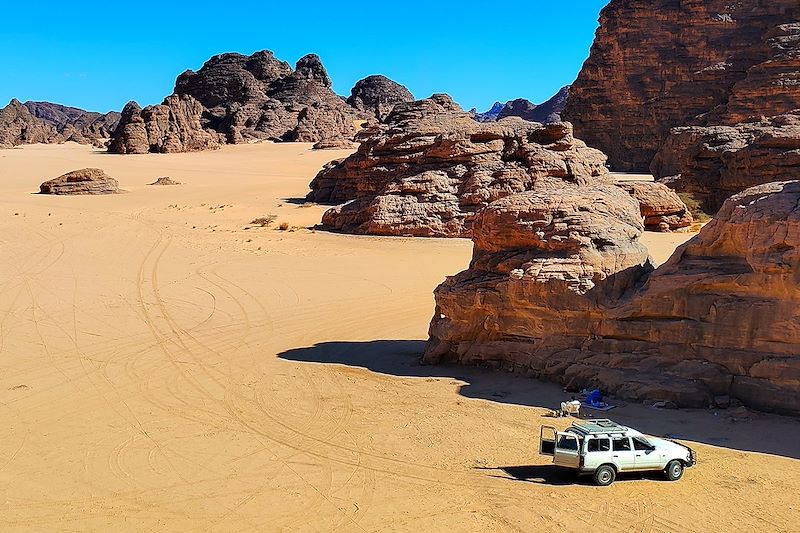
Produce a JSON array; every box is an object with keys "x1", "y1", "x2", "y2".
[
  {"x1": 652, "y1": 112, "x2": 800, "y2": 212},
  {"x1": 563, "y1": 1, "x2": 800, "y2": 172},
  {"x1": 616, "y1": 181, "x2": 693, "y2": 231},
  {"x1": 173, "y1": 51, "x2": 364, "y2": 144},
  {"x1": 109, "y1": 95, "x2": 221, "y2": 154},
  {"x1": 24, "y1": 101, "x2": 120, "y2": 144},
  {"x1": 0, "y1": 99, "x2": 62, "y2": 148},
  {"x1": 425, "y1": 181, "x2": 800, "y2": 415},
  {"x1": 346, "y1": 75, "x2": 414, "y2": 122},
  {"x1": 39, "y1": 168, "x2": 120, "y2": 195},
  {"x1": 307, "y1": 94, "x2": 610, "y2": 237}
]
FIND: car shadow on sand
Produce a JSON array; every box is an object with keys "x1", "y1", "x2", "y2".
[
  {"x1": 475, "y1": 465, "x2": 673, "y2": 486},
  {"x1": 277, "y1": 339, "x2": 800, "y2": 460}
]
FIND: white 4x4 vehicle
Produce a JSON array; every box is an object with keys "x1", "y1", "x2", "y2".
[{"x1": 540, "y1": 419, "x2": 696, "y2": 486}]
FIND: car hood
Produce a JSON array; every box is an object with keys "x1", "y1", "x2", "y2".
[{"x1": 650, "y1": 437, "x2": 691, "y2": 454}]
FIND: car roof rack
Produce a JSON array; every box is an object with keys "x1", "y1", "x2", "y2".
[{"x1": 570, "y1": 419, "x2": 628, "y2": 435}]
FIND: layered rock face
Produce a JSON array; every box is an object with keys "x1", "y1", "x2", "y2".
[
  {"x1": 109, "y1": 96, "x2": 221, "y2": 154},
  {"x1": 173, "y1": 51, "x2": 363, "y2": 143},
  {"x1": 39, "y1": 168, "x2": 120, "y2": 195},
  {"x1": 616, "y1": 181, "x2": 693, "y2": 231},
  {"x1": 564, "y1": 0, "x2": 800, "y2": 172},
  {"x1": 24, "y1": 101, "x2": 120, "y2": 144},
  {"x1": 652, "y1": 113, "x2": 800, "y2": 212},
  {"x1": 307, "y1": 94, "x2": 610, "y2": 237},
  {"x1": 346, "y1": 75, "x2": 414, "y2": 122},
  {"x1": 425, "y1": 181, "x2": 800, "y2": 415},
  {"x1": 0, "y1": 99, "x2": 62, "y2": 148}
]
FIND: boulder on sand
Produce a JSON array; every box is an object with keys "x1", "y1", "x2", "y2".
[
  {"x1": 616, "y1": 181, "x2": 693, "y2": 231},
  {"x1": 148, "y1": 176, "x2": 181, "y2": 186},
  {"x1": 39, "y1": 168, "x2": 120, "y2": 195}
]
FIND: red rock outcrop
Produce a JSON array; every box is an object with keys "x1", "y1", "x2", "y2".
[
  {"x1": 108, "y1": 95, "x2": 221, "y2": 154},
  {"x1": 563, "y1": 1, "x2": 800, "y2": 172},
  {"x1": 653, "y1": 113, "x2": 800, "y2": 212},
  {"x1": 307, "y1": 94, "x2": 610, "y2": 237},
  {"x1": 616, "y1": 181, "x2": 693, "y2": 231},
  {"x1": 425, "y1": 181, "x2": 800, "y2": 415},
  {"x1": 39, "y1": 168, "x2": 120, "y2": 195}
]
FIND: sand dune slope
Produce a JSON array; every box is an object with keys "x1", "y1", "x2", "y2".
[{"x1": 0, "y1": 143, "x2": 797, "y2": 531}]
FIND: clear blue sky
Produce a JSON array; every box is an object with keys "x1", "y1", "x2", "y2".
[{"x1": 2, "y1": 0, "x2": 608, "y2": 114}]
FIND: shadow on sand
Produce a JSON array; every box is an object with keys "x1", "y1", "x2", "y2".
[
  {"x1": 475, "y1": 465, "x2": 674, "y2": 486},
  {"x1": 278, "y1": 340, "x2": 800, "y2": 460}
]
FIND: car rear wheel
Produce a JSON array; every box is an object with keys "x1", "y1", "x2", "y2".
[
  {"x1": 665, "y1": 460, "x2": 684, "y2": 481},
  {"x1": 594, "y1": 464, "x2": 616, "y2": 486}
]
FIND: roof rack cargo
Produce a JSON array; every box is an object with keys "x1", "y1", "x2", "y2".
[{"x1": 570, "y1": 419, "x2": 627, "y2": 435}]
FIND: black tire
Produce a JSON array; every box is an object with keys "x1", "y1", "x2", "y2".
[
  {"x1": 665, "y1": 460, "x2": 684, "y2": 481},
  {"x1": 593, "y1": 464, "x2": 616, "y2": 486}
]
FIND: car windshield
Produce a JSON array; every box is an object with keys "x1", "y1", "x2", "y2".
[
  {"x1": 632, "y1": 436, "x2": 654, "y2": 450},
  {"x1": 557, "y1": 435, "x2": 579, "y2": 450}
]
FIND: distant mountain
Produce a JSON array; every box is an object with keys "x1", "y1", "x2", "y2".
[
  {"x1": 0, "y1": 99, "x2": 119, "y2": 149},
  {"x1": 0, "y1": 99, "x2": 61, "y2": 148},
  {"x1": 474, "y1": 86, "x2": 570, "y2": 124},
  {"x1": 469, "y1": 101, "x2": 504, "y2": 122},
  {"x1": 499, "y1": 86, "x2": 570, "y2": 123},
  {"x1": 24, "y1": 101, "x2": 120, "y2": 143}
]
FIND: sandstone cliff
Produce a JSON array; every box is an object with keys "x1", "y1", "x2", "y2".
[
  {"x1": 307, "y1": 94, "x2": 609, "y2": 237},
  {"x1": 652, "y1": 112, "x2": 800, "y2": 212},
  {"x1": 564, "y1": 0, "x2": 800, "y2": 172},
  {"x1": 425, "y1": 181, "x2": 800, "y2": 415}
]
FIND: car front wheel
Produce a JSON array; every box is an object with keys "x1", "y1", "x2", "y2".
[
  {"x1": 594, "y1": 464, "x2": 616, "y2": 486},
  {"x1": 665, "y1": 460, "x2": 684, "y2": 481}
]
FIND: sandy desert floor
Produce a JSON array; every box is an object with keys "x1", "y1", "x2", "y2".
[{"x1": 0, "y1": 143, "x2": 797, "y2": 532}]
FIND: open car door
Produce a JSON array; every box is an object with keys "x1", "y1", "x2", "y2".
[
  {"x1": 540, "y1": 426, "x2": 556, "y2": 456},
  {"x1": 553, "y1": 432, "x2": 581, "y2": 468}
]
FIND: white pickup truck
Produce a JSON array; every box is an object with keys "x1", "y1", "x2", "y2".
[{"x1": 540, "y1": 419, "x2": 696, "y2": 486}]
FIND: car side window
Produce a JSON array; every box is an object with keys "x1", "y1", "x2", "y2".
[
  {"x1": 612, "y1": 437, "x2": 631, "y2": 451},
  {"x1": 633, "y1": 437, "x2": 654, "y2": 451},
  {"x1": 587, "y1": 438, "x2": 610, "y2": 452}
]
